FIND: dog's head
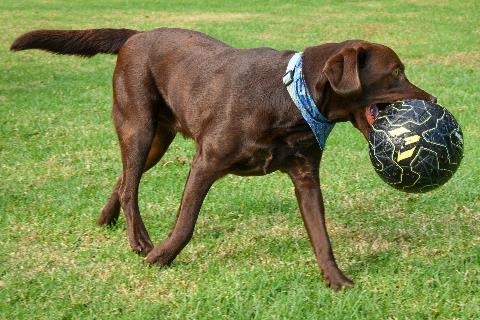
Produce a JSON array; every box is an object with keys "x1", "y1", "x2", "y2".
[{"x1": 304, "y1": 40, "x2": 436, "y2": 139}]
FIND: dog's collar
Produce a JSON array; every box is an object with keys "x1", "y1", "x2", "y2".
[{"x1": 282, "y1": 52, "x2": 334, "y2": 150}]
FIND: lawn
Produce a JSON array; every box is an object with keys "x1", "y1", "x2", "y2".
[{"x1": 0, "y1": 1, "x2": 479, "y2": 319}]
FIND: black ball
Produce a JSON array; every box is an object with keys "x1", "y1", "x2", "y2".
[{"x1": 368, "y1": 99, "x2": 464, "y2": 193}]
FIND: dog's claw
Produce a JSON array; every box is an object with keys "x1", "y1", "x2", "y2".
[
  {"x1": 128, "y1": 228, "x2": 154, "y2": 256},
  {"x1": 130, "y1": 240, "x2": 153, "y2": 255},
  {"x1": 324, "y1": 271, "x2": 354, "y2": 291}
]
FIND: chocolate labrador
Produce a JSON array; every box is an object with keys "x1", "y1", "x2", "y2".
[{"x1": 11, "y1": 28, "x2": 435, "y2": 290}]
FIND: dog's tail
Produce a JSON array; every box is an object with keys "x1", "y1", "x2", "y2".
[{"x1": 10, "y1": 28, "x2": 139, "y2": 57}]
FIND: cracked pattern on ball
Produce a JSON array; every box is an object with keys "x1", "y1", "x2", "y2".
[{"x1": 368, "y1": 99, "x2": 463, "y2": 193}]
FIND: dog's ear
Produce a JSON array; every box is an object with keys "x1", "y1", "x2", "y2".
[{"x1": 323, "y1": 47, "x2": 364, "y2": 97}]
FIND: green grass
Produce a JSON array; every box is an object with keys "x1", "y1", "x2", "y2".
[{"x1": 1, "y1": 0, "x2": 479, "y2": 319}]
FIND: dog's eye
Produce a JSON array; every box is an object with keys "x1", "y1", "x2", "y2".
[{"x1": 392, "y1": 68, "x2": 401, "y2": 78}]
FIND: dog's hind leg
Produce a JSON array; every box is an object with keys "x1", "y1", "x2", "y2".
[
  {"x1": 100, "y1": 57, "x2": 176, "y2": 255},
  {"x1": 97, "y1": 177, "x2": 122, "y2": 226},
  {"x1": 98, "y1": 122, "x2": 175, "y2": 227},
  {"x1": 114, "y1": 105, "x2": 155, "y2": 254}
]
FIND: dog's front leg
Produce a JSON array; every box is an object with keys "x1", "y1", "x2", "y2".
[
  {"x1": 146, "y1": 153, "x2": 220, "y2": 266},
  {"x1": 286, "y1": 158, "x2": 354, "y2": 290}
]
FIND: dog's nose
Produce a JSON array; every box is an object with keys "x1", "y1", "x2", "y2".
[{"x1": 429, "y1": 95, "x2": 438, "y2": 103}]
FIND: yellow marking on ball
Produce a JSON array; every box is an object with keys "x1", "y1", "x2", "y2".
[
  {"x1": 397, "y1": 147, "x2": 416, "y2": 161},
  {"x1": 404, "y1": 134, "x2": 421, "y2": 145},
  {"x1": 389, "y1": 127, "x2": 410, "y2": 137}
]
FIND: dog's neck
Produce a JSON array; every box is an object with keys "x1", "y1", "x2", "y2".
[{"x1": 302, "y1": 44, "x2": 341, "y2": 121}]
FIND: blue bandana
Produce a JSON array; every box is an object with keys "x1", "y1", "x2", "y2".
[{"x1": 282, "y1": 52, "x2": 334, "y2": 150}]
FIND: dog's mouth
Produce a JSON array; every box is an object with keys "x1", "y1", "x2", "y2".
[
  {"x1": 353, "y1": 101, "x2": 403, "y2": 139},
  {"x1": 365, "y1": 102, "x2": 391, "y2": 127},
  {"x1": 353, "y1": 102, "x2": 392, "y2": 140}
]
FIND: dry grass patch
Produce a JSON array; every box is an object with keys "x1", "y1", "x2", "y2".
[
  {"x1": 2, "y1": 10, "x2": 264, "y2": 31},
  {"x1": 406, "y1": 52, "x2": 480, "y2": 68},
  {"x1": 2, "y1": 223, "x2": 193, "y2": 304}
]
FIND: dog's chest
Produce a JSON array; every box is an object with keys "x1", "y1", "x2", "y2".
[{"x1": 230, "y1": 129, "x2": 319, "y2": 176}]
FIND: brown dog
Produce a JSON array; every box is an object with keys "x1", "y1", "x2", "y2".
[{"x1": 11, "y1": 28, "x2": 435, "y2": 290}]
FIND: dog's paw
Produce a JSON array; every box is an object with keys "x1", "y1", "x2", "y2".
[
  {"x1": 97, "y1": 193, "x2": 121, "y2": 226},
  {"x1": 145, "y1": 243, "x2": 175, "y2": 267},
  {"x1": 324, "y1": 271, "x2": 354, "y2": 291},
  {"x1": 130, "y1": 238, "x2": 154, "y2": 256},
  {"x1": 128, "y1": 228, "x2": 154, "y2": 256},
  {"x1": 97, "y1": 204, "x2": 120, "y2": 226}
]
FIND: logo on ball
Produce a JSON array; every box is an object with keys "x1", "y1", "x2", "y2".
[{"x1": 389, "y1": 127, "x2": 421, "y2": 162}]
